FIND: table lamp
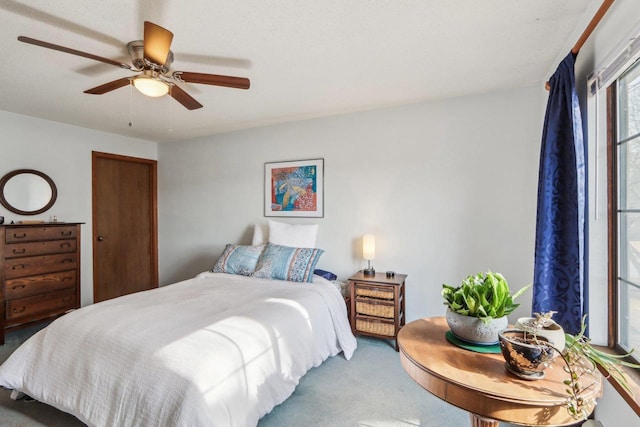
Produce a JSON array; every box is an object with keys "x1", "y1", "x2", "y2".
[{"x1": 362, "y1": 234, "x2": 375, "y2": 276}]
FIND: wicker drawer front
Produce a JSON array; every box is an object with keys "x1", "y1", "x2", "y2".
[
  {"x1": 6, "y1": 289, "x2": 76, "y2": 322},
  {"x1": 5, "y1": 253, "x2": 77, "y2": 279},
  {"x1": 6, "y1": 271, "x2": 76, "y2": 300},
  {"x1": 356, "y1": 298, "x2": 394, "y2": 319},
  {"x1": 5, "y1": 239, "x2": 77, "y2": 259},
  {"x1": 356, "y1": 317, "x2": 395, "y2": 337},
  {"x1": 354, "y1": 283, "x2": 394, "y2": 300},
  {"x1": 5, "y1": 226, "x2": 77, "y2": 243}
]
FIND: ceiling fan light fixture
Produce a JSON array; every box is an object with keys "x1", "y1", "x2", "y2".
[{"x1": 132, "y1": 76, "x2": 169, "y2": 97}]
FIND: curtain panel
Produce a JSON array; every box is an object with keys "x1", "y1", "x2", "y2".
[{"x1": 532, "y1": 52, "x2": 587, "y2": 335}]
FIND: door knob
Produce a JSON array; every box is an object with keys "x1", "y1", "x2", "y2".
[{"x1": 97, "y1": 236, "x2": 104, "y2": 241}]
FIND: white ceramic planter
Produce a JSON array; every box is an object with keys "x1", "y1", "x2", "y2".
[
  {"x1": 445, "y1": 308, "x2": 508, "y2": 345},
  {"x1": 515, "y1": 317, "x2": 566, "y2": 352}
]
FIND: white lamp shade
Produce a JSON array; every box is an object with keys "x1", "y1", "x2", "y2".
[
  {"x1": 133, "y1": 76, "x2": 169, "y2": 97},
  {"x1": 362, "y1": 234, "x2": 375, "y2": 260}
]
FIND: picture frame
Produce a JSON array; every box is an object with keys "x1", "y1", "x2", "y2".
[{"x1": 264, "y1": 158, "x2": 324, "y2": 217}]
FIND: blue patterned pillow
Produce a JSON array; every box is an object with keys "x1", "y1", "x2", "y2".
[
  {"x1": 252, "y1": 243, "x2": 324, "y2": 283},
  {"x1": 212, "y1": 244, "x2": 265, "y2": 276}
]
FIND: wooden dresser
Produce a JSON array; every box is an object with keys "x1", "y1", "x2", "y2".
[{"x1": 0, "y1": 223, "x2": 82, "y2": 345}]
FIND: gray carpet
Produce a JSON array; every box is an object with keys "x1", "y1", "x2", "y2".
[{"x1": 0, "y1": 325, "x2": 517, "y2": 427}]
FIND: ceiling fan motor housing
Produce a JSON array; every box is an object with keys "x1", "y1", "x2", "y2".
[{"x1": 127, "y1": 40, "x2": 173, "y2": 73}]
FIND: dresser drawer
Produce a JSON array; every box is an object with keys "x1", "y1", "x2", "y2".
[
  {"x1": 5, "y1": 239, "x2": 77, "y2": 259},
  {"x1": 6, "y1": 271, "x2": 76, "y2": 300},
  {"x1": 5, "y1": 253, "x2": 77, "y2": 279},
  {"x1": 5, "y1": 226, "x2": 77, "y2": 243},
  {"x1": 6, "y1": 289, "x2": 76, "y2": 322}
]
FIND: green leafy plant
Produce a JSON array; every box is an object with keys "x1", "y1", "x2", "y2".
[
  {"x1": 442, "y1": 271, "x2": 530, "y2": 323},
  {"x1": 523, "y1": 313, "x2": 640, "y2": 420}
]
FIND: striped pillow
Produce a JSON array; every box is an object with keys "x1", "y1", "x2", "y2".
[
  {"x1": 252, "y1": 243, "x2": 324, "y2": 283},
  {"x1": 211, "y1": 244, "x2": 265, "y2": 276}
]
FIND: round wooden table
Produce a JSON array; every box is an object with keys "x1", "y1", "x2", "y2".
[{"x1": 398, "y1": 317, "x2": 602, "y2": 427}]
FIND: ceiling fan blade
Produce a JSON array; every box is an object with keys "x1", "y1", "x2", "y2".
[
  {"x1": 144, "y1": 21, "x2": 173, "y2": 66},
  {"x1": 17, "y1": 36, "x2": 132, "y2": 70},
  {"x1": 173, "y1": 71, "x2": 250, "y2": 90},
  {"x1": 84, "y1": 78, "x2": 131, "y2": 94},
  {"x1": 170, "y1": 85, "x2": 203, "y2": 110}
]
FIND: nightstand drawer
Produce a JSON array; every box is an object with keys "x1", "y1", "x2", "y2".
[
  {"x1": 356, "y1": 316, "x2": 395, "y2": 337},
  {"x1": 356, "y1": 297, "x2": 394, "y2": 318},
  {"x1": 354, "y1": 283, "x2": 394, "y2": 300}
]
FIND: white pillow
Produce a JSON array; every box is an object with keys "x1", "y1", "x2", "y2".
[
  {"x1": 267, "y1": 219, "x2": 318, "y2": 248},
  {"x1": 252, "y1": 223, "x2": 269, "y2": 245}
]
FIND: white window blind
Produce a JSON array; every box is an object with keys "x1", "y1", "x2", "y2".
[{"x1": 589, "y1": 24, "x2": 640, "y2": 95}]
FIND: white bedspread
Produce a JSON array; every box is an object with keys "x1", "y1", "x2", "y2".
[{"x1": 0, "y1": 272, "x2": 357, "y2": 427}]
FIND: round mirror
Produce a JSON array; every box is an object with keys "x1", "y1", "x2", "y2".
[{"x1": 0, "y1": 169, "x2": 57, "y2": 215}]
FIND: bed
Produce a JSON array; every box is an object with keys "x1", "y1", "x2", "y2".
[{"x1": 0, "y1": 270, "x2": 357, "y2": 427}]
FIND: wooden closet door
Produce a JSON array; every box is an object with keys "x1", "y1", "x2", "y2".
[{"x1": 92, "y1": 152, "x2": 158, "y2": 302}]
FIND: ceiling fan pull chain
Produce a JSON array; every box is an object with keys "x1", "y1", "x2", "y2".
[
  {"x1": 168, "y1": 86, "x2": 173, "y2": 133},
  {"x1": 129, "y1": 80, "x2": 133, "y2": 128}
]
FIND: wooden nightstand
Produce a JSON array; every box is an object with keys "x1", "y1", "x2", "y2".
[{"x1": 348, "y1": 271, "x2": 406, "y2": 351}]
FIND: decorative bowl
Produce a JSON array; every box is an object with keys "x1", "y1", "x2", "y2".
[{"x1": 498, "y1": 328, "x2": 555, "y2": 380}]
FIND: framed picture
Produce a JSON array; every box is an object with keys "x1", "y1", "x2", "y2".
[{"x1": 264, "y1": 158, "x2": 324, "y2": 217}]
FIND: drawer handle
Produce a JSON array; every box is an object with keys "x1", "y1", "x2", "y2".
[
  {"x1": 12, "y1": 248, "x2": 26, "y2": 254},
  {"x1": 60, "y1": 242, "x2": 72, "y2": 248},
  {"x1": 11, "y1": 264, "x2": 26, "y2": 270},
  {"x1": 61, "y1": 258, "x2": 74, "y2": 264},
  {"x1": 62, "y1": 276, "x2": 73, "y2": 281},
  {"x1": 61, "y1": 231, "x2": 73, "y2": 236},
  {"x1": 13, "y1": 306, "x2": 26, "y2": 314},
  {"x1": 12, "y1": 233, "x2": 27, "y2": 239},
  {"x1": 12, "y1": 284, "x2": 26, "y2": 290}
]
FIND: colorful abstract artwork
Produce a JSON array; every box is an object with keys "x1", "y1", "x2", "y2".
[{"x1": 264, "y1": 159, "x2": 324, "y2": 217}]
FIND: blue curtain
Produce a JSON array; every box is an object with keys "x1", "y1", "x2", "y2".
[{"x1": 532, "y1": 52, "x2": 587, "y2": 335}]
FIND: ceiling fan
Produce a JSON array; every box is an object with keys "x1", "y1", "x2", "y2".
[{"x1": 17, "y1": 21, "x2": 250, "y2": 110}]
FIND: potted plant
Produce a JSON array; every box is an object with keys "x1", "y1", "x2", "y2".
[
  {"x1": 515, "y1": 310, "x2": 565, "y2": 352},
  {"x1": 498, "y1": 328, "x2": 555, "y2": 379},
  {"x1": 499, "y1": 312, "x2": 640, "y2": 420},
  {"x1": 442, "y1": 271, "x2": 530, "y2": 345}
]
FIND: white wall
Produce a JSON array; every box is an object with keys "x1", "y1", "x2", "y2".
[
  {"x1": 597, "y1": 380, "x2": 640, "y2": 427},
  {"x1": 0, "y1": 110, "x2": 157, "y2": 305},
  {"x1": 159, "y1": 85, "x2": 543, "y2": 323}
]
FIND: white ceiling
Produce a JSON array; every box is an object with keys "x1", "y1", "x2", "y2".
[{"x1": 0, "y1": 0, "x2": 596, "y2": 143}]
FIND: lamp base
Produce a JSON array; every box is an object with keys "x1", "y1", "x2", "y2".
[{"x1": 363, "y1": 268, "x2": 375, "y2": 276}]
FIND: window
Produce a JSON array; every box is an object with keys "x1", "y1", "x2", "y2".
[{"x1": 612, "y1": 58, "x2": 640, "y2": 362}]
